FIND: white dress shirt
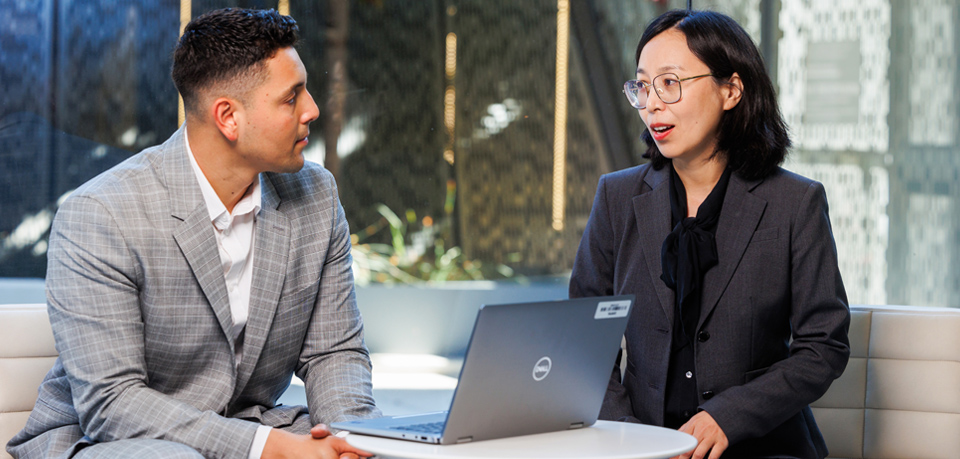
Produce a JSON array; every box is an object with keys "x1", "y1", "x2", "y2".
[{"x1": 184, "y1": 130, "x2": 272, "y2": 459}]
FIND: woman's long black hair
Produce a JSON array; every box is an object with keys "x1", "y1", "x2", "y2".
[{"x1": 636, "y1": 10, "x2": 790, "y2": 180}]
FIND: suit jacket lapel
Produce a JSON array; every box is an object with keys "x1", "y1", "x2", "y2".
[
  {"x1": 699, "y1": 173, "x2": 767, "y2": 329},
  {"x1": 165, "y1": 127, "x2": 236, "y2": 350},
  {"x1": 234, "y1": 174, "x2": 289, "y2": 395},
  {"x1": 633, "y1": 167, "x2": 676, "y2": 324}
]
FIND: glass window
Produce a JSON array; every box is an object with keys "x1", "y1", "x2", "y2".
[{"x1": 2, "y1": 0, "x2": 959, "y2": 307}]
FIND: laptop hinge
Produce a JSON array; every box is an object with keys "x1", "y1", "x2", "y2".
[
  {"x1": 569, "y1": 422, "x2": 585, "y2": 429},
  {"x1": 456, "y1": 436, "x2": 474, "y2": 444}
]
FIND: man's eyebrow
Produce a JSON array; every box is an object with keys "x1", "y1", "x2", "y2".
[{"x1": 281, "y1": 81, "x2": 306, "y2": 97}]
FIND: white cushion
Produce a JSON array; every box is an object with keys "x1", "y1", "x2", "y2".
[
  {"x1": 0, "y1": 412, "x2": 32, "y2": 459},
  {"x1": 0, "y1": 304, "x2": 55, "y2": 459},
  {"x1": 0, "y1": 357, "x2": 57, "y2": 413},
  {"x1": 811, "y1": 407, "x2": 864, "y2": 458},
  {"x1": 0, "y1": 305, "x2": 56, "y2": 358},
  {"x1": 864, "y1": 409, "x2": 960, "y2": 459},
  {"x1": 869, "y1": 311, "x2": 960, "y2": 361},
  {"x1": 812, "y1": 356, "x2": 866, "y2": 409},
  {"x1": 847, "y1": 309, "x2": 872, "y2": 358},
  {"x1": 812, "y1": 305, "x2": 960, "y2": 458},
  {"x1": 866, "y1": 359, "x2": 960, "y2": 414}
]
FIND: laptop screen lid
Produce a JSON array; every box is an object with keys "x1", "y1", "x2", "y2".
[
  {"x1": 440, "y1": 295, "x2": 633, "y2": 444},
  {"x1": 332, "y1": 295, "x2": 634, "y2": 444}
]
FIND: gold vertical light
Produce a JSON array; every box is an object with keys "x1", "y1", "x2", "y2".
[
  {"x1": 178, "y1": 0, "x2": 191, "y2": 126},
  {"x1": 551, "y1": 0, "x2": 570, "y2": 232},
  {"x1": 278, "y1": 0, "x2": 290, "y2": 16},
  {"x1": 443, "y1": 32, "x2": 457, "y2": 165}
]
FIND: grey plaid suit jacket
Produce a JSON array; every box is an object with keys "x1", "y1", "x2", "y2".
[{"x1": 7, "y1": 127, "x2": 379, "y2": 459}]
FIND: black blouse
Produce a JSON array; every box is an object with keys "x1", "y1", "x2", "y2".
[{"x1": 660, "y1": 164, "x2": 732, "y2": 428}]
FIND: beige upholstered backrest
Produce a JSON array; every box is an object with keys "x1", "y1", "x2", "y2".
[
  {"x1": 811, "y1": 305, "x2": 960, "y2": 459},
  {"x1": 0, "y1": 304, "x2": 57, "y2": 459},
  {"x1": 3, "y1": 302, "x2": 959, "y2": 458}
]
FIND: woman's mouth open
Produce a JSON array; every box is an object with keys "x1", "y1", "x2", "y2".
[{"x1": 649, "y1": 124, "x2": 674, "y2": 141}]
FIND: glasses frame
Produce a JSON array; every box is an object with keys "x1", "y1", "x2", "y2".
[{"x1": 623, "y1": 72, "x2": 714, "y2": 109}]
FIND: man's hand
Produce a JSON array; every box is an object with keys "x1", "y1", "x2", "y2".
[
  {"x1": 311, "y1": 424, "x2": 333, "y2": 439},
  {"x1": 262, "y1": 425, "x2": 373, "y2": 459},
  {"x1": 672, "y1": 411, "x2": 728, "y2": 459}
]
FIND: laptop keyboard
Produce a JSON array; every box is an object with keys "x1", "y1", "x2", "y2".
[{"x1": 388, "y1": 421, "x2": 446, "y2": 434}]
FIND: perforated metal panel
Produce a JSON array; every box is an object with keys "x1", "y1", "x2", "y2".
[
  {"x1": 779, "y1": 0, "x2": 891, "y2": 153},
  {"x1": 786, "y1": 162, "x2": 890, "y2": 305},
  {"x1": 908, "y1": 0, "x2": 957, "y2": 147}
]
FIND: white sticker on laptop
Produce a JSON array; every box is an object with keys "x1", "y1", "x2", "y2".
[{"x1": 595, "y1": 300, "x2": 630, "y2": 319}]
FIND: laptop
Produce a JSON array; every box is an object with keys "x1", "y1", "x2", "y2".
[{"x1": 332, "y1": 295, "x2": 634, "y2": 445}]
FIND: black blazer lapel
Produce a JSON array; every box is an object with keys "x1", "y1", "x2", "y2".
[
  {"x1": 633, "y1": 167, "x2": 676, "y2": 324},
  {"x1": 699, "y1": 174, "x2": 767, "y2": 329}
]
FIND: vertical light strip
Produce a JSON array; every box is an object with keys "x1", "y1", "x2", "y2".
[
  {"x1": 443, "y1": 32, "x2": 457, "y2": 165},
  {"x1": 445, "y1": 33, "x2": 457, "y2": 79},
  {"x1": 278, "y1": 0, "x2": 290, "y2": 16},
  {"x1": 178, "y1": 0, "x2": 191, "y2": 126},
  {"x1": 551, "y1": 0, "x2": 570, "y2": 231}
]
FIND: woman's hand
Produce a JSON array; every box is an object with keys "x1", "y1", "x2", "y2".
[{"x1": 673, "y1": 411, "x2": 728, "y2": 459}]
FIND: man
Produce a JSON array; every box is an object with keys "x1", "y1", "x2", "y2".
[{"x1": 8, "y1": 8, "x2": 378, "y2": 459}]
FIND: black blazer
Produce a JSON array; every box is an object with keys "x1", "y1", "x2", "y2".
[{"x1": 570, "y1": 164, "x2": 850, "y2": 458}]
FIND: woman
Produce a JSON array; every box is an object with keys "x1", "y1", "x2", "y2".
[{"x1": 569, "y1": 10, "x2": 850, "y2": 459}]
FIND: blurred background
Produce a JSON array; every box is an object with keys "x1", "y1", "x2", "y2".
[
  {"x1": 3, "y1": 0, "x2": 960, "y2": 390},
  {"x1": 6, "y1": 0, "x2": 959, "y2": 306}
]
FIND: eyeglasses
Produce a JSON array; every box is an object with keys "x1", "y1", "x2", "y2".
[{"x1": 623, "y1": 73, "x2": 714, "y2": 109}]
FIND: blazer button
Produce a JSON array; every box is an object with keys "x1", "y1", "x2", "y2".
[
  {"x1": 702, "y1": 391, "x2": 715, "y2": 400},
  {"x1": 698, "y1": 330, "x2": 710, "y2": 342}
]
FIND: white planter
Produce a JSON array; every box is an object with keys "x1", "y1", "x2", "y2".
[
  {"x1": 0, "y1": 277, "x2": 571, "y2": 359},
  {"x1": 355, "y1": 280, "x2": 569, "y2": 357},
  {"x1": 0, "y1": 277, "x2": 45, "y2": 304}
]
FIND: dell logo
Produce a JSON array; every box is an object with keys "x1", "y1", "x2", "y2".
[{"x1": 532, "y1": 356, "x2": 552, "y2": 381}]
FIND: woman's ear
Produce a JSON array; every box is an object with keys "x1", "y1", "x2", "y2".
[{"x1": 722, "y1": 72, "x2": 743, "y2": 111}]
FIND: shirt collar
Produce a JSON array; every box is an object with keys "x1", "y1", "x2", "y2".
[{"x1": 184, "y1": 127, "x2": 262, "y2": 230}]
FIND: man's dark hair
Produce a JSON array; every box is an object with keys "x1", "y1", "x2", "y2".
[
  {"x1": 636, "y1": 10, "x2": 790, "y2": 180},
  {"x1": 172, "y1": 8, "x2": 299, "y2": 115}
]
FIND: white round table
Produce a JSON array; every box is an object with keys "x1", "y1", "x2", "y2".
[{"x1": 345, "y1": 420, "x2": 697, "y2": 459}]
